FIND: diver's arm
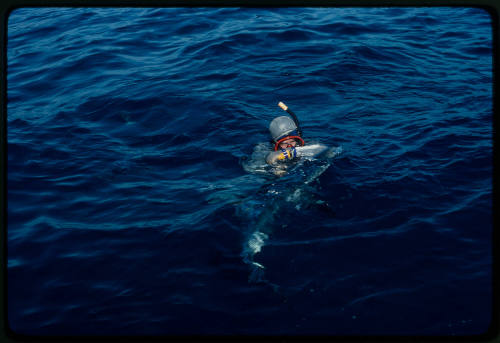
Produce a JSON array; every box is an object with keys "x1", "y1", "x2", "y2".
[
  {"x1": 266, "y1": 151, "x2": 281, "y2": 165},
  {"x1": 266, "y1": 147, "x2": 297, "y2": 165}
]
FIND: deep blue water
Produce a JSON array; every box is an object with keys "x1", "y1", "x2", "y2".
[{"x1": 6, "y1": 7, "x2": 493, "y2": 336}]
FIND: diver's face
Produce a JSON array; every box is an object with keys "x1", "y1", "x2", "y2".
[{"x1": 279, "y1": 138, "x2": 297, "y2": 149}]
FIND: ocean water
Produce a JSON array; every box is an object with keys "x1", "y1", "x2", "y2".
[{"x1": 6, "y1": 7, "x2": 493, "y2": 336}]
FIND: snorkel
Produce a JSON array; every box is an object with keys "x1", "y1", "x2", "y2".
[
  {"x1": 278, "y1": 102, "x2": 302, "y2": 137},
  {"x1": 272, "y1": 102, "x2": 305, "y2": 151}
]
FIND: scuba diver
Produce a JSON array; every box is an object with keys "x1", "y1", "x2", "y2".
[
  {"x1": 241, "y1": 102, "x2": 338, "y2": 281},
  {"x1": 266, "y1": 102, "x2": 305, "y2": 166}
]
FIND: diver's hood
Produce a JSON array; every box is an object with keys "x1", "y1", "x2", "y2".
[
  {"x1": 269, "y1": 116, "x2": 297, "y2": 141},
  {"x1": 269, "y1": 116, "x2": 305, "y2": 151}
]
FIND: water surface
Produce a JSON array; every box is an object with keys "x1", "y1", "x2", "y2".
[{"x1": 7, "y1": 7, "x2": 493, "y2": 336}]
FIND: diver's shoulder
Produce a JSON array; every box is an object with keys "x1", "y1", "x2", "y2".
[{"x1": 295, "y1": 143, "x2": 329, "y2": 157}]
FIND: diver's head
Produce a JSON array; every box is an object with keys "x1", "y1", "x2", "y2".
[{"x1": 269, "y1": 116, "x2": 304, "y2": 151}]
